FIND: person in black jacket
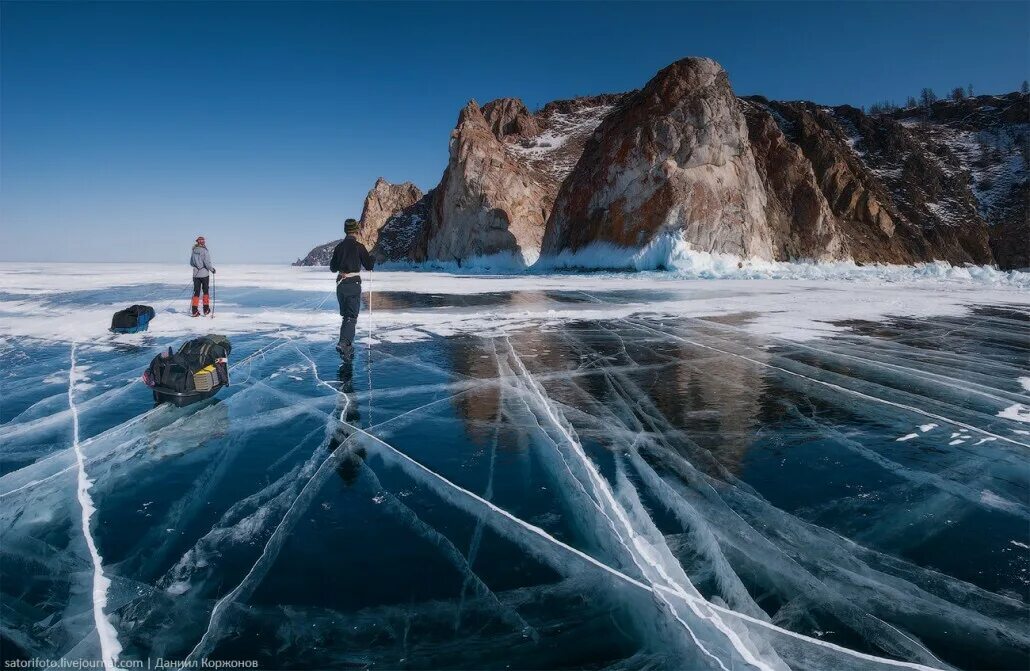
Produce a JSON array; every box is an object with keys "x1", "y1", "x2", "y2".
[{"x1": 329, "y1": 218, "x2": 374, "y2": 356}]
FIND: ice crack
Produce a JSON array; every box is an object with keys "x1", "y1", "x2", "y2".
[{"x1": 69, "y1": 343, "x2": 122, "y2": 670}]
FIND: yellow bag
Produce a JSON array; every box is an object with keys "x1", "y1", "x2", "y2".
[{"x1": 193, "y1": 364, "x2": 218, "y2": 392}]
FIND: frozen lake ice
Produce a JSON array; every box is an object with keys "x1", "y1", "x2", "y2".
[{"x1": 1, "y1": 263, "x2": 1028, "y2": 670}]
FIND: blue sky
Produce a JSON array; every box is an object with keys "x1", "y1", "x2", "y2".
[{"x1": 2, "y1": 1, "x2": 1027, "y2": 263}]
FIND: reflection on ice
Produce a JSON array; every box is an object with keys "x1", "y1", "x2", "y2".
[{"x1": 1, "y1": 272, "x2": 1028, "y2": 670}]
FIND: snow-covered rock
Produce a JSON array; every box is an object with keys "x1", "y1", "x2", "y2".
[{"x1": 889, "y1": 93, "x2": 1028, "y2": 269}]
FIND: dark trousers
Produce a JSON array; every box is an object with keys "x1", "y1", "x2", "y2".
[
  {"x1": 336, "y1": 280, "x2": 361, "y2": 346},
  {"x1": 192, "y1": 276, "x2": 210, "y2": 312},
  {"x1": 192, "y1": 276, "x2": 210, "y2": 298}
]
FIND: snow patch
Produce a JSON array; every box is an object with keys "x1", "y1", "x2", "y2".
[
  {"x1": 505, "y1": 104, "x2": 614, "y2": 180},
  {"x1": 998, "y1": 404, "x2": 1030, "y2": 424}
]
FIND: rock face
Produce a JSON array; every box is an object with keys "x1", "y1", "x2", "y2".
[
  {"x1": 740, "y1": 100, "x2": 844, "y2": 260},
  {"x1": 542, "y1": 58, "x2": 773, "y2": 259},
  {"x1": 370, "y1": 190, "x2": 435, "y2": 263},
  {"x1": 357, "y1": 178, "x2": 423, "y2": 249},
  {"x1": 421, "y1": 94, "x2": 624, "y2": 264},
  {"x1": 299, "y1": 56, "x2": 1027, "y2": 270},
  {"x1": 481, "y1": 98, "x2": 539, "y2": 140},
  {"x1": 293, "y1": 179, "x2": 422, "y2": 266},
  {"x1": 543, "y1": 59, "x2": 1024, "y2": 268},
  {"x1": 426, "y1": 101, "x2": 552, "y2": 264},
  {"x1": 889, "y1": 93, "x2": 1028, "y2": 269},
  {"x1": 507, "y1": 94, "x2": 627, "y2": 207}
]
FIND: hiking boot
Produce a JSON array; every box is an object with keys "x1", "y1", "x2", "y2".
[
  {"x1": 191, "y1": 306, "x2": 201, "y2": 317},
  {"x1": 203, "y1": 304, "x2": 211, "y2": 316}
]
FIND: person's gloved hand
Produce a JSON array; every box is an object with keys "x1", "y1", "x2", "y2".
[{"x1": 211, "y1": 268, "x2": 217, "y2": 274}]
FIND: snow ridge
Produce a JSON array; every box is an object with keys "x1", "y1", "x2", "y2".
[{"x1": 69, "y1": 343, "x2": 122, "y2": 670}]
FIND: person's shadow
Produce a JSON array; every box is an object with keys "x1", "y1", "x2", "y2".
[{"x1": 328, "y1": 358, "x2": 365, "y2": 485}]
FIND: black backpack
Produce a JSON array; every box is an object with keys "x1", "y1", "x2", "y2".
[
  {"x1": 177, "y1": 335, "x2": 231, "y2": 372},
  {"x1": 145, "y1": 335, "x2": 231, "y2": 393}
]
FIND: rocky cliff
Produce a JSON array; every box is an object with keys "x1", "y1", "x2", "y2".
[
  {"x1": 298, "y1": 57, "x2": 1027, "y2": 269},
  {"x1": 371, "y1": 189, "x2": 435, "y2": 262},
  {"x1": 356, "y1": 178, "x2": 423, "y2": 249},
  {"x1": 889, "y1": 93, "x2": 1028, "y2": 269},
  {"x1": 423, "y1": 94, "x2": 626, "y2": 265},
  {"x1": 543, "y1": 58, "x2": 773, "y2": 258},
  {"x1": 296, "y1": 94, "x2": 622, "y2": 266},
  {"x1": 293, "y1": 178, "x2": 423, "y2": 266},
  {"x1": 425, "y1": 100, "x2": 552, "y2": 264},
  {"x1": 543, "y1": 58, "x2": 1023, "y2": 267}
]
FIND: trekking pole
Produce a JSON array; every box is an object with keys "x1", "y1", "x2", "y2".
[
  {"x1": 367, "y1": 269, "x2": 372, "y2": 351},
  {"x1": 210, "y1": 272, "x2": 216, "y2": 319},
  {"x1": 367, "y1": 268, "x2": 373, "y2": 425}
]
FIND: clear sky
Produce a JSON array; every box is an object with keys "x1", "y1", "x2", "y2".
[{"x1": 2, "y1": 1, "x2": 1027, "y2": 263}]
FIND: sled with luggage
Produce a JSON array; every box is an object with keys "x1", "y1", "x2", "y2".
[
  {"x1": 110, "y1": 304, "x2": 156, "y2": 334},
  {"x1": 143, "y1": 334, "x2": 231, "y2": 407}
]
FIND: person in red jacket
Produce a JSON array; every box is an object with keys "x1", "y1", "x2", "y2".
[{"x1": 329, "y1": 219, "x2": 374, "y2": 356}]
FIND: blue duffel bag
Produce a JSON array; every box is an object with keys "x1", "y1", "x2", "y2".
[{"x1": 110, "y1": 304, "x2": 156, "y2": 334}]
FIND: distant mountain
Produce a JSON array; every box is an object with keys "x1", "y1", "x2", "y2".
[
  {"x1": 297, "y1": 57, "x2": 1028, "y2": 269},
  {"x1": 293, "y1": 239, "x2": 339, "y2": 266}
]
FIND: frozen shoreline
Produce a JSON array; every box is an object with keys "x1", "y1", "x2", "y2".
[{"x1": 0, "y1": 262, "x2": 1026, "y2": 345}]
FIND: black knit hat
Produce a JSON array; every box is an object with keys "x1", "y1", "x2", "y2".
[{"x1": 344, "y1": 218, "x2": 358, "y2": 234}]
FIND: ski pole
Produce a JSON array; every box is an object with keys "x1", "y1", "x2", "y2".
[
  {"x1": 210, "y1": 272, "x2": 216, "y2": 319},
  {"x1": 367, "y1": 268, "x2": 373, "y2": 423}
]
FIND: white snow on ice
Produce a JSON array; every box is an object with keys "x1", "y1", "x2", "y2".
[
  {"x1": 0, "y1": 257, "x2": 1027, "y2": 346},
  {"x1": 997, "y1": 404, "x2": 1030, "y2": 424}
]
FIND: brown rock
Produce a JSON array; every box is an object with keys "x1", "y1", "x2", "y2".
[
  {"x1": 426, "y1": 101, "x2": 551, "y2": 264},
  {"x1": 508, "y1": 94, "x2": 627, "y2": 206},
  {"x1": 542, "y1": 58, "x2": 773, "y2": 258},
  {"x1": 741, "y1": 100, "x2": 844, "y2": 260},
  {"x1": 481, "y1": 98, "x2": 540, "y2": 140},
  {"x1": 765, "y1": 102, "x2": 913, "y2": 264},
  {"x1": 298, "y1": 59, "x2": 1025, "y2": 270},
  {"x1": 371, "y1": 190, "x2": 435, "y2": 263},
  {"x1": 357, "y1": 178, "x2": 423, "y2": 248}
]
